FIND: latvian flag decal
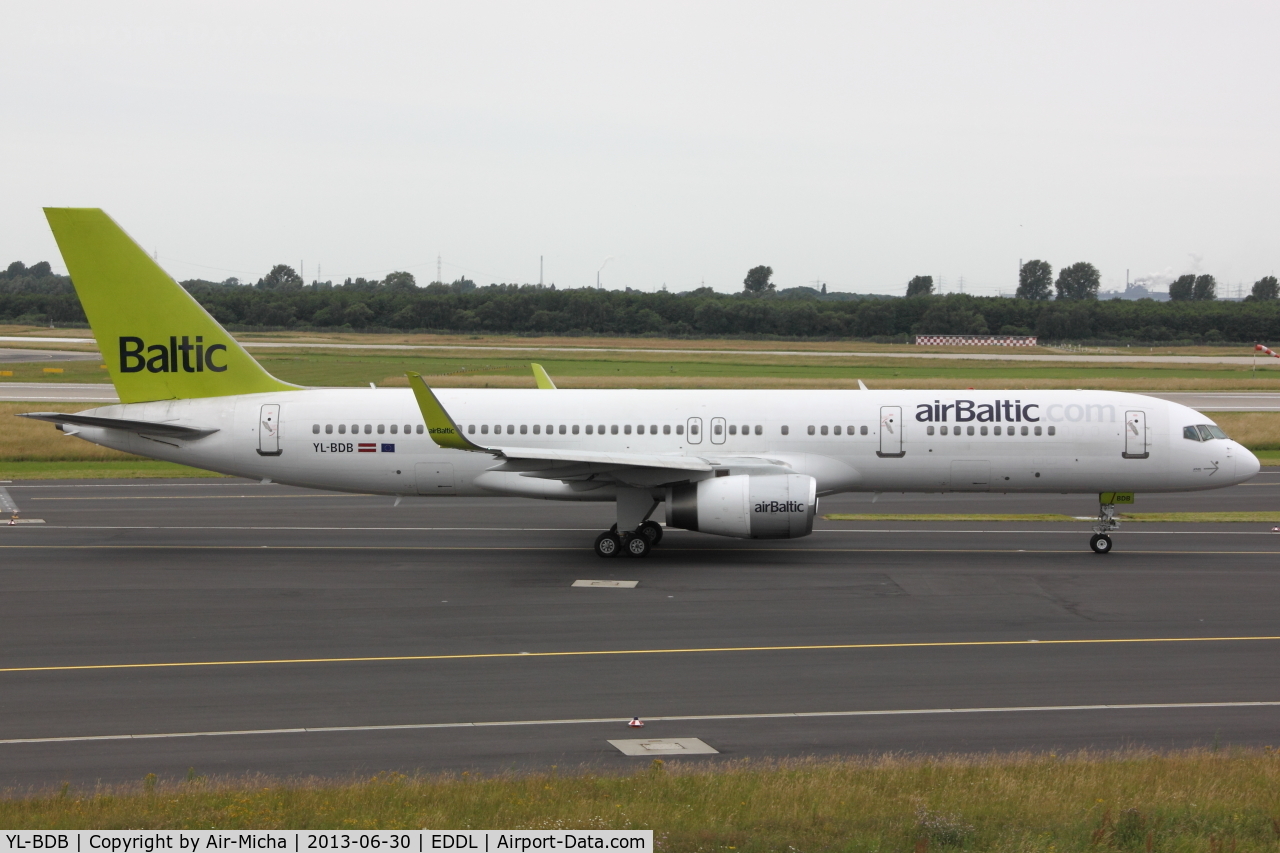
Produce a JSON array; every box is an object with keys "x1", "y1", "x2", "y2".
[{"x1": 358, "y1": 443, "x2": 377, "y2": 453}]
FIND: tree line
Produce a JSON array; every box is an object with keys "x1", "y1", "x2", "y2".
[{"x1": 2, "y1": 259, "x2": 1279, "y2": 344}]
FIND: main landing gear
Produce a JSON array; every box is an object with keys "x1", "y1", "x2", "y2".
[
  {"x1": 1090, "y1": 502, "x2": 1120, "y2": 554},
  {"x1": 594, "y1": 521, "x2": 663, "y2": 558}
]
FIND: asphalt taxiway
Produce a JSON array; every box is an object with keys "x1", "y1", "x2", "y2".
[{"x1": 0, "y1": 474, "x2": 1278, "y2": 787}]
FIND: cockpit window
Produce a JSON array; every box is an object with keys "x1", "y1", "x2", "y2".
[{"x1": 1184, "y1": 424, "x2": 1229, "y2": 441}]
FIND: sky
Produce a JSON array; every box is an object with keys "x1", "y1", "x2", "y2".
[{"x1": 2, "y1": 1, "x2": 1277, "y2": 297}]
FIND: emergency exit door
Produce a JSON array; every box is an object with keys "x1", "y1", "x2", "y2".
[
  {"x1": 877, "y1": 406, "x2": 904, "y2": 458},
  {"x1": 257, "y1": 404, "x2": 282, "y2": 456},
  {"x1": 1123, "y1": 410, "x2": 1149, "y2": 459}
]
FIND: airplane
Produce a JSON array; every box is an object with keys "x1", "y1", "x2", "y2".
[{"x1": 17, "y1": 209, "x2": 1262, "y2": 557}]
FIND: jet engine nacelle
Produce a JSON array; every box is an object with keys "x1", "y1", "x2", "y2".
[{"x1": 666, "y1": 473, "x2": 817, "y2": 539}]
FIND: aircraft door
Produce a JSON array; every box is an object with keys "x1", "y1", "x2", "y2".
[
  {"x1": 1123, "y1": 410, "x2": 1149, "y2": 459},
  {"x1": 877, "y1": 406, "x2": 904, "y2": 458},
  {"x1": 686, "y1": 417, "x2": 703, "y2": 444},
  {"x1": 257, "y1": 404, "x2": 283, "y2": 456},
  {"x1": 710, "y1": 417, "x2": 726, "y2": 445}
]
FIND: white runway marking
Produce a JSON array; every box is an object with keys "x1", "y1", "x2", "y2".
[
  {"x1": 2, "y1": 701, "x2": 1277, "y2": 746},
  {"x1": 574, "y1": 580, "x2": 639, "y2": 588}
]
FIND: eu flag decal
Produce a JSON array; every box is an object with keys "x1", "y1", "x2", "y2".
[{"x1": 381, "y1": 443, "x2": 395, "y2": 453}]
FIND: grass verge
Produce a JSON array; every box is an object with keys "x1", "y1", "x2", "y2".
[
  {"x1": 0, "y1": 460, "x2": 228, "y2": 480},
  {"x1": 2, "y1": 750, "x2": 1279, "y2": 846},
  {"x1": 824, "y1": 512, "x2": 1280, "y2": 522}
]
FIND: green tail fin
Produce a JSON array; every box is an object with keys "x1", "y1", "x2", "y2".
[{"x1": 44, "y1": 208, "x2": 299, "y2": 403}]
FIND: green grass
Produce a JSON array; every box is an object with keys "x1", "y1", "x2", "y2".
[
  {"x1": 3, "y1": 750, "x2": 1280, "y2": 848},
  {"x1": 4, "y1": 349, "x2": 1280, "y2": 388},
  {"x1": 824, "y1": 512, "x2": 1280, "y2": 523},
  {"x1": 0, "y1": 460, "x2": 229, "y2": 480}
]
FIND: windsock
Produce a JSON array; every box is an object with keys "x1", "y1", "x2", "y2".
[
  {"x1": 628, "y1": 717, "x2": 645, "y2": 728},
  {"x1": 1256, "y1": 344, "x2": 1280, "y2": 359}
]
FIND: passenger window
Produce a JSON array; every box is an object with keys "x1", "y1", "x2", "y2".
[
  {"x1": 377, "y1": 424, "x2": 385, "y2": 434},
  {"x1": 713, "y1": 423, "x2": 723, "y2": 435},
  {"x1": 833, "y1": 426, "x2": 841, "y2": 435},
  {"x1": 506, "y1": 425, "x2": 514, "y2": 434},
  {"x1": 390, "y1": 424, "x2": 398, "y2": 434},
  {"x1": 312, "y1": 424, "x2": 320, "y2": 434},
  {"x1": 664, "y1": 425, "x2": 671, "y2": 435},
  {"x1": 533, "y1": 425, "x2": 540, "y2": 434},
  {"x1": 1196, "y1": 425, "x2": 1215, "y2": 441},
  {"x1": 468, "y1": 425, "x2": 476, "y2": 434},
  {"x1": 1034, "y1": 426, "x2": 1042, "y2": 436},
  {"x1": 325, "y1": 424, "x2": 333, "y2": 435},
  {"x1": 651, "y1": 425, "x2": 658, "y2": 434},
  {"x1": 820, "y1": 426, "x2": 828, "y2": 436},
  {"x1": 559, "y1": 425, "x2": 566, "y2": 434},
  {"x1": 927, "y1": 425, "x2": 935, "y2": 435},
  {"x1": 967, "y1": 426, "x2": 974, "y2": 436},
  {"x1": 993, "y1": 426, "x2": 1001, "y2": 435},
  {"x1": 807, "y1": 425, "x2": 815, "y2": 435},
  {"x1": 338, "y1": 424, "x2": 347, "y2": 434},
  {"x1": 481, "y1": 425, "x2": 489, "y2": 434},
  {"x1": 611, "y1": 425, "x2": 619, "y2": 435},
  {"x1": 755, "y1": 425, "x2": 762, "y2": 435},
  {"x1": 586, "y1": 425, "x2": 594, "y2": 435},
  {"x1": 860, "y1": 425, "x2": 867, "y2": 435},
  {"x1": 520, "y1": 425, "x2": 528, "y2": 434},
  {"x1": 729, "y1": 425, "x2": 737, "y2": 435},
  {"x1": 690, "y1": 424, "x2": 698, "y2": 435},
  {"x1": 624, "y1": 425, "x2": 632, "y2": 435},
  {"x1": 404, "y1": 425, "x2": 411, "y2": 433},
  {"x1": 979, "y1": 426, "x2": 987, "y2": 435},
  {"x1": 546, "y1": 424, "x2": 553, "y2": 434},
  {"x1": 599, "y1": 424, "x2": 606, "y2": 434},
  {"x1": 1021, "y1": 426, "x2": 1029, "y2": 436},
  {"x1": 676, "y1": 425, "x2": 684, "y2": 435},
  {"x1": 941, "y1": 426, "x2": 948, "y2": 435},
  {"x1": 363, "y1": 424, "x2": 370, "y2": 434},
  {"x1": 416, "y1": 425, "x2": 423, "y2": 434},
  {"x1": 1047, "y1": 426, "x2": 1055, "y2": 436},
  {"x1": 571, "y1": 425, "x2": 578, "y2": 434},
  {"x1": 781, "y1": 425, "x2": 789, "y2": 435}
]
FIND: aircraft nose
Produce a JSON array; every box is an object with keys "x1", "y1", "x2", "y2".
[{"x1": 1237, "y1": 444, "x2": 1262, "y2": 481}]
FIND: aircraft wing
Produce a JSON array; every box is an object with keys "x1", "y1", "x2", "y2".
[
  {"x1": 406, "y1": 372, "x2": 716, "y2": 478},
  {"x1": 17, "y1": 412, "x2": 219, "y2": 439}
]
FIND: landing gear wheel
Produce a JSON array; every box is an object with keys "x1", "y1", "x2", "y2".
[
  {"x1": 1089, "y1": 534, "x2": 1113, "y2": 554},
  {"x1": 622, "y1": 533, "x2": 651, "y2": 558},
  {"x1": 594, "y1": 531, "x2": 622, "y2": 558},
  {"x1": 638, "y1": 520, "x2": 663, "y2": 546}
]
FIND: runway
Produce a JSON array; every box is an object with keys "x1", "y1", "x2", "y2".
[{"x1": 0, "y1": 473, "x2": 1278, "y2": 787}]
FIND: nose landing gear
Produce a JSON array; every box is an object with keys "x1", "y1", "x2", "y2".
[{"x1": 1090, "y1": 502, "x2": 1120, "y2": 554}]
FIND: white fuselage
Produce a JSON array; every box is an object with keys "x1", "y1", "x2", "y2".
[{"x1": 62, "y1": 388, "x2": 1260, "y2": 499}]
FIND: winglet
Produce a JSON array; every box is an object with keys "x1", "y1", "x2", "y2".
[
  {"x1": 406, "y1": 373, "x2": 488, "y2": 452},
  {"x1": 531, "y1": 363, "x2": 557, "y2": 389},
  {"x1": 858, "y1": 379, "x2": 869, "y2": 391}
]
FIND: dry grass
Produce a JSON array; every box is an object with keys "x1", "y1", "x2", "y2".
[
  {"x1": 2, "y1": 749, "x2": 1279, "y2": 848},
  {"x1": 379, "y1": 374, "x2": 1280, "y2": 391},
  {"x1": 1206, "y1": 412, "x2": 1280, "y2": 450},
  {"x1": 0, "y1": 403, "x2": 137, "y2": 461}
]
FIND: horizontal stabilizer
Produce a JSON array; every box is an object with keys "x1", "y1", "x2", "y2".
[{"x1": 17, "y1": 412, "x2": 219, "y2": 439}]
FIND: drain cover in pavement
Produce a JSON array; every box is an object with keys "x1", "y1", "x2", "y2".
[{"x1": 608, "y1": 738, "x2": 718, "y2": 755}]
